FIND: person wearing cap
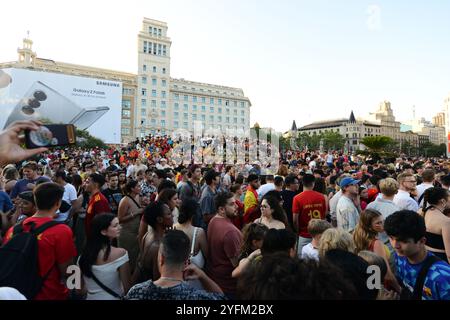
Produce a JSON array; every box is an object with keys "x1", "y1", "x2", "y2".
[
  {"x1": 336, "y1": 177, "x2": 361, "y2": 233},
  {"x1": 15, "y1": 191, "x2": 36, "y2": 223},
  {"x1": 243, "y1": 174, "x2": 261, "y2": 225},
  {"x1": 199, "y1": 169, "x2": 221, "y2": 229}
]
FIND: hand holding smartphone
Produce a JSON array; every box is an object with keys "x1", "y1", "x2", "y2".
[{"x1": 25, "y1": 124, "x2": 76, "y2": 149}]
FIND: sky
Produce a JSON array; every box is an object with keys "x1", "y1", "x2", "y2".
[{"x1": 1, "y1": 0, "x2": 449, "y2": 132}]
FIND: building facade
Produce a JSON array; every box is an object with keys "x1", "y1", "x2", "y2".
[
  {"x1": 298, "y1": 111, "x2": 382, "y2": 152},
  {"x1": 136, "y1": 18, "x2": 251, "y2": 137},
  {"x1": 1, "y1": 18, "x2": 252, "y2": 143}
]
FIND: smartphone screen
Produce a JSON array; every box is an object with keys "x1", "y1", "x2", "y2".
[
  {"x1": 25, "y1": 124, "x2": 76, "y2": 148},
  {"x1": 70, "y1": 107, "x2": 109, "y2": 130}
]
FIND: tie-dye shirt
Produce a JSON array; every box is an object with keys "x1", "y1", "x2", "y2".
[{"x1": 395, "y1": 252, "x2": 450, "y2": 300}]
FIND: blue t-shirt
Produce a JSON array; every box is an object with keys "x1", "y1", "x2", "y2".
[
  {"x1": 395, "y1": 252, "x2": 450, "y2": 300},
  {"x1": 0, "y1": 191, "x2": 13, "y2": 212},
  {"x1": 10, "y1": 176, "x2": 51, "y2": 199}
]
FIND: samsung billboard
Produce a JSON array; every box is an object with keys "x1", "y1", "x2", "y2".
[{"x1": 0, "y1": 68, "x2": 122, "y2": 144}]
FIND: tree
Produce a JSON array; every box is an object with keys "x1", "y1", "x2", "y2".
[
  {"x1": 421, "y1": 143, "x2": 446, "y2": 157},
  {"x1": 76, "y1": 129, "x2": 107, "y2": 149},
  {"x1": 322, "y1": 132, "x2": 346, "y2": 150},
  {"x1": 359, "y1": 136, "x2": 397, "y2": 160}
]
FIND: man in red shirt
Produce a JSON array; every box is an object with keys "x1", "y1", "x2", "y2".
[
  {"x1": 85, "y1": 173, "x2": 111, "y2": 237},
  {"x1": 206, "y1": 192, "x2": 243, "y2": 299},
  {"x1": 292, "y1": 174, "x2": 327, "y2": 257},
  {"x1": 3, "y1": 182, "x2": 77, "y2": 300}
]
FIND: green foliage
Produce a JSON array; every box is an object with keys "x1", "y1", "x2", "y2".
[
  {"x1": 361, "y1": 136, "x2": 395, "y2": 151},
  {"x1": 76, "y1": 129, "x2": 107, "y2": 149},
  {"x1": 421, "y1": 143, "x2": 446, "y2": 157}
]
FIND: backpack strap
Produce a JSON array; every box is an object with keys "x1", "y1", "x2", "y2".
[
  {"x1": 31, "y1": 221, "x2": 63, "y2": 236},
  {"x1": 412, "y1": 254, "x2": 441, "y2": 300},
  {"x1": 90, "y1": 272, "x2": 123, "y2": 299}
]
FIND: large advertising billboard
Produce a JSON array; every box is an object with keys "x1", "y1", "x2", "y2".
[{"x1": 0, "y1": 68, "x2": 122, "y2": 144}]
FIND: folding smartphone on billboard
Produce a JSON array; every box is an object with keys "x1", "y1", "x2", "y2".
[{"x1": 4, "y1": 81, "x2": 109, "y2": 130}]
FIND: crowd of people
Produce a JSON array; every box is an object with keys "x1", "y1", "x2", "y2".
[{"x1": 0, "y1": 120, "x2": 449, "y2": 300}]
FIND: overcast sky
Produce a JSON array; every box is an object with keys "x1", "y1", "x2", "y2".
[{"x1": 1, "y1": 0, "x2": 449, "y2": 132}]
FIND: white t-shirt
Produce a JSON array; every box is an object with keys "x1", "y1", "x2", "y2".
[
  {"x1": 56, "y1": 183, "x2": 77, "y2": 222},
  {"x1": 301, "y1": 243, "x2": 319, "y2": 261}
]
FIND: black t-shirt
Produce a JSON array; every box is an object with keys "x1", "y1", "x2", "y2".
[
  {"x1": 101, "y1": 188, "x2": 123, "y2": 215},
  {"x1": 281, "y1": 189, "x2": 298, "y2": 230}
]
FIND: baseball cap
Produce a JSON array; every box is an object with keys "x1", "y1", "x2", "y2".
[
  {"x1": 340, "y1": 177, "x2": 360, "y2": 188},
  {"x1": 18, "y1": 191, "x2": 35, "y2": 205}
]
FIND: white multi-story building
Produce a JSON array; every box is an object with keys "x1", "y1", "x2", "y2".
[{"x1": 136, "y1": 18, "x2": 251, "y2": 137}]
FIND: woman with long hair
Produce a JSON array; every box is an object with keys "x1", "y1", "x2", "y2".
[
  {"x1": 78, "y1": 214, "x2": 131, "y2": 300},
  {"x1": 254, "y1": 195, "x2": 287, "y2": 230},
  {"x1": 117, "y1": 180, "x2": 144, "y2": 273},
  {"x1": 173, "y1": 198, "x2": 207, "y2": 269},
  {"x1": 353, "y1": 209, "x2": 401, "y2": 293},
  {"x1": 158, "y1": 188, "x2": 181, "y2": 224},
  {"x1": 420, "y1": 187, "x2": 450, "y2": 263},
  {"x1": 132, "y1": 201, "x2": 173, "y2": 284},
  {"x1": 238, "y1": 223, "x2": 268, "y2": 261}
]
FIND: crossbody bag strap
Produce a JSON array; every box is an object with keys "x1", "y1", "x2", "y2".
[
  {"x1": 90, "y1": 272, "x2": 123, "y2": 299},
  {"x1": 126, "y1": 195, "x2": 142, "y2": 209},
  {"x1": 412, "y1": 254, "x2": 441, "y2": 300}
]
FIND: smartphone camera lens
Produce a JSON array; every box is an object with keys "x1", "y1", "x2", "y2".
[
  {"x1": 33, "y1": 91, "x2": 47, "y2": 101},
  {"x1": 22, "y1": 106, "x2": 35, "y2": 115},
  {"x1": 28, "y1": 98, "x2": 41, "y2": 108}
]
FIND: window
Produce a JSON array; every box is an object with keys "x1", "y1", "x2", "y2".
[
  {"x1": 122, "y1": 110, "x2": 131, "y2": 117},
  {"x1": 153, "y1": 43, "x2": 157, "y2": 54},
  {"x1": 158, "y1": 29, "x2": 162, "y2": 37},
  {"x1": 141, "y1": 99, "x2": 147, "y2": 107},
  {"x1": 225, "y1": 100, "x2": 229, "y2": 106},
  {"x1": 162, "y1": 80, "x2": 167, "y2": 87},
  {"x1": 233, "y1": 101, "x2": 237, "y2": 107},
  {"x1": 151, "y1": 119, "x2": 156, "y2": 125},
  {"x1": 210, "y1": 106, "x2": 214, "y2": 112},
  {"x1": 142, "y1": 76, "x2": 147, "y2": 84},
  {"x1": 201, "y1": 97, "x2": 206, "y2": 103},
  {"x1": 192, "y1": 114, "x2": 197, "y2": 120},
  {"x1": 141, "y1": 89, "x2": 147, "y2": 96},
  {"x1": 122, "y1": 128, "x2": 130, "y2": 135},
  {"x1": 241, "y1": 101, "x2": 245, "y2": 108},
  {"x1": 163, "y1": 68, "x2": 166, "y2": 74},
  {"x1": 218, "y1": 99, "x2": 222, "y2": 105},
  {"x1": 122, "y1": 119, "x2": 131, "y2": 125},
  {"x1": 151, "y1": 100, "x2": 157, "y2": 107},
  {"x1": 161, "y1": 91, "x2": 166, "y2": 98},
  {"x1": 193, "y1": 105, "x2": 197, "y2": 111},
  {"x1": 241, "y1": 110, "x2": 244, "y2": 116},
  {"x1": 218, "y1": 108, "x2": 222, "y2": 113},
  {"x1": 210, "y1": 98, "x2": 214, "y2": 104},
  {"x1": 226, "y1": 117, "x2": 230, "y2": 123},
  {"x1": 153, "y1": 66, "x2": 157, "y2": 73},
  {"x1": 161, "y1": 110, "x2": 166, "y2": 117},
  {"x1": 122, "y1": 100, "x2": 131, "y2": 109},
  {"x1": 161, "y1": 101, "x2": 166, "y2": 108},
  {"x1": 174, "y1": 112, "x2": 179, "y2": 118},
  {"x1": 184, "y1": 95, "x2": 188, "y2": 101},
  {"x1": 152, "y1": 78, "x2": 157, "y2": 86},
  {"x1": 218, "y1": 116, "x2": 222, "y2": 122},
  {"x1": 193, "y1": 96, "x2": 198, "y2": 102},
  {"x1": 149, "y1": 26, "x2": 153, "y2": 34},
  {"x1": 158, "y1": 44, "x2": 162, "y2": 55},
  {"x1": 233, "y1": 109, "x2": 237, "y2": 115},
  {"x1": 201, "y1": 115, "x2": 205, "y2": 121},
  {"x1": 184, "y1": 104, "x2": 188, "y2": 111},
  {"x1": 226, "y1": 109, "x2": 230, "y2": 114},
  {"x1": 183, "y1": 113, "x2": 188, "y2": 120},
  {"x1": 151, "y1": 90, "x2": 157, "y2": 97},
  {"x1": 141, "y1": 108, "x2": 146, "y2": 116},
  {"x1": 183, "y1": 122, "x2": 188, "y2": 129},
  {"x1": 201, "y1": 106, "x2": 206, "y2": 112},
  {"x1": 174, "y1": 103, "x2": 179, "y2": 110},
  {"x1": 163, "y1": 45, "x2": 167, "y2": 56},
  {"x1": 174, "y1": 93, "x2": 179, "y2": 100},
  {"x1": 234, "y1": 118, "x2": 237, "y2": 123},
  {"x1": 153, "y1": 28, "x2": 157, "y2": 36},
  {"x1": 174, "y1": 121, "x2": 179, "y2": 128},
  {"x1": 209, "y1": 115, "x2": 214, "y2": 122},
  {"x1": 241, "y1": 118, "x2": 245, "y2": 124},
  {"x1": 143, "y1": 64, "x2": 147, "y2": 72}
]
